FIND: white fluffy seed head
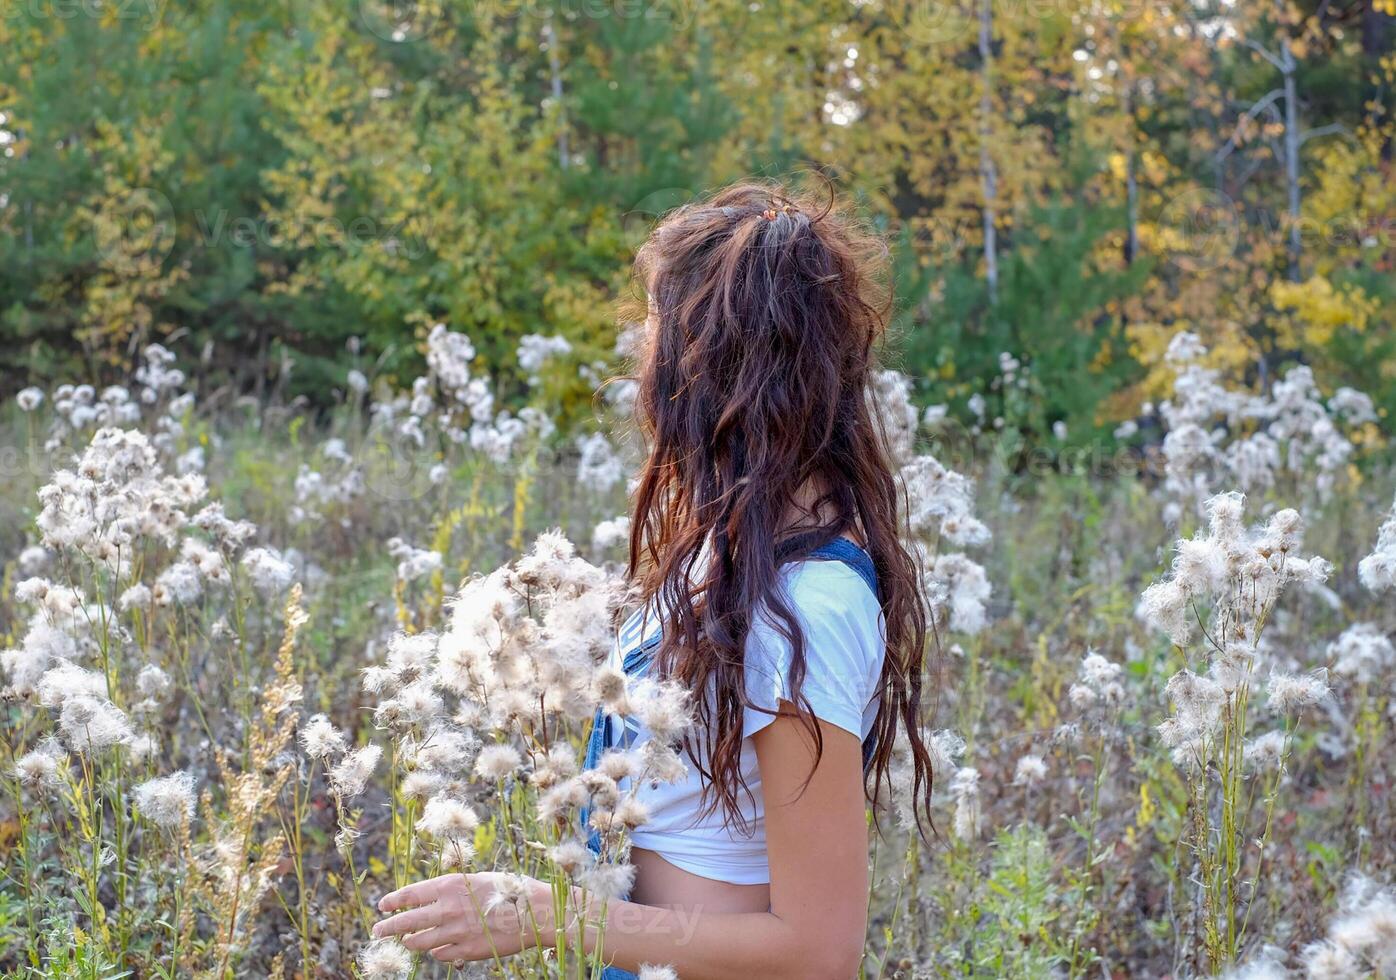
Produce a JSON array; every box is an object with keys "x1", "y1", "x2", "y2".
[
  {"x1": 1138, "y1": 579, "x2": 1192, "y2": 646},
  {"x1": 438, "y1": 838, "x2": 475, "y2": 869},
  {"x1": 1216, "y1": 947, "x2": 1289, "y2": 980},
  {"x1": 1068, "y1": 683, "x2": 1097, "y2": 711},
  {"x1": 241, "y1": 547, "x2": 296, "y2": 598},
  {"x1": 328, "y1": 744, "x2": 382, "y2": 798},
  {"x1": 60, "y1": 696, "x2": 133, "y2": 753},
  {"x1": 299, "y1": 714, "x2": 348, "y2": 760},
  {"x1": 592, "y1": 665, "x2": 629, "y2": 712},
  {"x1": 14, "y1": 749, "x2": 64, "y2": 793},
  {"x1": 1299, "y1": 939, "x2": 1358, "y2": 980},
  {"x1": 537, "y1": 778, "x2": 589, "y2": 822},
  {"x1": 614, "y1": 796, "x2": 652, "y2": 830},
  {"x1": 37, "y1": 663, "x2": 107, "y2": 708},
  {"x1": 417, "y1": 796, "x2": 479, "y2": 843},
  {"x1": 135, "y1": 663, "x2": 172, "y2": 700},
  {"x1": 1013, "y1": 755, "x2": 1048, "y2": 787},
  {"x1": 482, "y1": 872, "x2": 533, "y2": 915},
  {"x1": 932, "y1": 727, "x2": 967, "y2": 763},
  {"x1": 1327, "y1": 623, "x2": 1395, "y2": 684},
  {"x1": 358, "y1": 939, "x2": 412, "y2": 980},
  {"x1": 547, "y1": 840, "x2": 595, "y2": 875},
  {"x1": 1243, "y1": 731, "x2": 1288, "y2": 773},
  {"x1": 415, "y1": 728, "x2": 478, "y2": 775},
  {"x1": 1359, "y1": 496, "x2": 1396, "y2": 593},
  {"x1": 399, "y1": 771, "x2": 443, "y2": 801},
  {"x1": 529, "y1": 743, "x2": 580, "y2": 789},
  {"x1": 132, "y1": 771, "x2": 197, "y2": 828},
  {"x1": 1267, "y1": 672, "x2": 1330, "y2": 714},
  {"x1": 474, "y1": 743, "x2": 523, "y2": 781},
  {"x1": 16, "y1": 387, "x2": 44, "y2": 412},
  {"x1": 949, "y1": 766, "x2": 981, "y2": 840},
  {"x1": 579, "y1": 862, "x2": 636, "y2": 901},
  {"x1": 628, "y1": 680, "x2": 691, "y2": 742},
  {"x1": 592, "y1": 516, "x2": 631, "y2": 553},
  {"x1": 597, "y1": 749, "x2": 643, "y2": 783}
]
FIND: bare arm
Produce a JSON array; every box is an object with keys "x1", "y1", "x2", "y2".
[{"x1": 373, "y1": 704, "x2": 871, "y2": 979}]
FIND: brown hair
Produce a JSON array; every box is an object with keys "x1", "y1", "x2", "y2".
[{"x1": 625, "y1": 180, "x2": 936, "y2": 833}]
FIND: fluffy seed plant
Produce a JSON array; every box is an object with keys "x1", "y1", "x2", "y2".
[
  {"x1": 317, "y1": 323, "x2": 592, "y2": 571},
  {"x1": 1, "y1": 411, "x2": 310, "y2": 974},
  {"x1": 1325, "y1": 491, "x2": 1396, "y2": 867},
  {"x1": 1058, "y1": 649, "x2": 1130, "y2": 977},
  {"x1": 1139, "y1": 332, "x2": 1379, "y2": 533},
  {"x1": 862, "y1": 372, "x2": 994, "y2": 975},
  {"x1": 344, "y1": 528, "x2": 694, "y2": 977},
  {"x1": 1144, "y1": 332, "x2": 1377, "y2": 527},
  {"x1": 1138, "y1": 491, "x2": 1334, "y2": 973},
  {"x1": 1218, "y1": 872, "x2": 1396, "y2": 979},
  {"x1": 0, "y1": 331, "x2": 638, "y2": 978}
]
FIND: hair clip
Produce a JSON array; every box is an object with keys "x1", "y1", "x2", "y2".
[{"x1": 762, "y1": 208, "x2": 779, "y2": 221}]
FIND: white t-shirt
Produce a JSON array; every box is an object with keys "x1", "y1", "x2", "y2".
[{"x1": 601, "y1": 557, "x2": 886, "y2": 885}]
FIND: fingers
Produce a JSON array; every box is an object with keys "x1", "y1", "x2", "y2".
[
  {"x1": 379, "y1": 874, "x2": 454, "y2": 912},
  {"x1": 429, "y1": 943, "x2": 474, "y2": 966},
  {"x1": 373, "y1": 902, "x2": 445, "y2": 939},
  {"x1": 400, "y1": 924, "x2": 454, "y2": 953}
]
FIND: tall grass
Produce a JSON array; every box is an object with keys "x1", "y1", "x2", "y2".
[{"x1": 1, "y1": 336, "x2": 1393, "y2": 978}]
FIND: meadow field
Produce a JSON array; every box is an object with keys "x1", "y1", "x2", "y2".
[
  {"x1": 1, "y1": 328, "x2": 1393, "y2": 979},
  {"x1": 4, "y1": 0, "x2": 1396, "y2": 976}
]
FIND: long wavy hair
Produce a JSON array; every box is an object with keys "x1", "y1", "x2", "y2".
[{"x1": 622, "y1": 180, "x2": 937, "y2": 834}]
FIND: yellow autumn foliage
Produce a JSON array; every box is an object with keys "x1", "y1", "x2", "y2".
[{"x1": 1270, "y1": 276, "x2": 1376, "y2": 348}]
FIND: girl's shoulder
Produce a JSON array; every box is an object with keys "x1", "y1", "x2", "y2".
[
  {"x1": 618, "y1": 551, "x2": 883, "y2": 657},
  {"x1": 753, "y1": 556, "x2": 885, "y2": 664},
  {"x1": 743, "y1": 558, "x2": 886, "y2": 739}
]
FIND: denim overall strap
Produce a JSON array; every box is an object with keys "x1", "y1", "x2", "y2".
[
  {"x1": 583, "y1": 610, "x2": 657, "y2": 980},
  {"x1": 582, "y1": 609, "x2": 659, "y2": 852},
  {"x1": 807, "y1": 537, "x2": 879, "y2": 598}
]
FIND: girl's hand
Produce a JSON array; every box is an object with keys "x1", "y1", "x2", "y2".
[{"x1": 372, "y1": 871, "x2": 552, "y2": 964}]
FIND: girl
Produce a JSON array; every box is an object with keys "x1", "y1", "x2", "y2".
[{"x1": 372, "y1": 182, "x2": 938, "y2": 978}]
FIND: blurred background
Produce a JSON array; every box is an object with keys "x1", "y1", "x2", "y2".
[
  {"x1": 1, "y1": 0, "x2": 1393, "y2": 446},
  {"x1": 3, "y1": 6, "x2": 1396, "y2": 976}
]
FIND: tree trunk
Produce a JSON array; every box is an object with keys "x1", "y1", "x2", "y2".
[
  {"x1": 1125, "y1": 82, "x2": 1139, "y2": 266},
  {"x1": 978, "y1": 0, "x2": 999, "y2": 306},
  {"x1": 543, "y1": 17, "x2": 569, "y2": 170},
  {"x1": 1281, "y1": 36, "x2": 1301, "y2": 282}
]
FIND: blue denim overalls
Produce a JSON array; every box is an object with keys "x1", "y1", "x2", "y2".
[{"x1": 580, "y1": 538, "x2": 880, "y2": 980}]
